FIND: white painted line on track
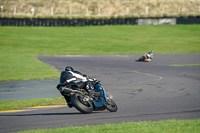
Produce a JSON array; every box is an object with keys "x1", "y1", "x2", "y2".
[{"x1": 133, "y1": 71, "x2": 163, "y2": 84}]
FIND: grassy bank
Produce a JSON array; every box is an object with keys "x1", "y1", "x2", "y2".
[
  {"x1": 171, "y1": 64, "x2": 200, "y2": 67},
  {"x1": 0, "y1": 25, "x2": 200, "y2": 81},
  {"x1": 18, "y1": 119, "x2": 200, "y2": 133},
  {"x1": 0, "y1": 97, "x2": 65, "y2": 111},
  {"x1": 1, "y1": 0, "x2": 200, "y2": 18}
]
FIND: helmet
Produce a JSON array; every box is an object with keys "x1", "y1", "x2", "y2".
[
  {"x1": 148, "y1": 50, "x2": 154, "y2": 55},
  {"x1": 65, "y1": 66, "x2": 74, "y2": 72}
]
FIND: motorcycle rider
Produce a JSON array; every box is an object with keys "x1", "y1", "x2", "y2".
[
  {"x1": 57, "y1": 66, "x2": 98, "y2": 108},
  {"x1": 144, "y1": 53, "x2": 151, "y2": 62},
  {"x1": 141, "y1": 50, "x2": 154, "y2": 62}
]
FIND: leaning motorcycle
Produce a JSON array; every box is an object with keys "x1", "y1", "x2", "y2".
[
  {"x1": 57, "y1": 81, "x2": 118, "y2": 114},
  {"x1": 138, "y1": 50, "x2": 154, "y2": 62}
]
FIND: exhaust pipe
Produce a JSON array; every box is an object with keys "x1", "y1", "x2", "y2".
[{"x1": 61, "y1": 87, "x2": 80, "y2": 93}]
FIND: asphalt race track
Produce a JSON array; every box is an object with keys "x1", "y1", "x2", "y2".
[{"x1": 0, "y1": 54, "x2": 200, "y2": 132}]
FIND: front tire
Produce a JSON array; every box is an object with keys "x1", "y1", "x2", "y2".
[
  {"x1": 70, "y1": 94, "x2": 93, "y2": 114},
  {"x1": 106, "y1": 98, "x2": 118, "y2": 112}
]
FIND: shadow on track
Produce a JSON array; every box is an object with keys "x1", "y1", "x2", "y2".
[
  {"x1": 0, "y1": 112, "x2": 81, "y2": 116},
  {"x1": 0, "y1": 111, "x2": 103, "y2": 117}
]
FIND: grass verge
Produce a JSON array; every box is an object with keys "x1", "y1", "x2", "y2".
[
  {"x1": 0, "y1": 97, "x2": 65, "y2": 111},
  {"x1": 171, "y1": 64, "x2": 200, "y2": 67},
  {"x1": 0, "y1": 25, "x2": 200, "y2": 81},
  {"x1": 18, "y1": 119, "x2": 200, "y2": 133}
]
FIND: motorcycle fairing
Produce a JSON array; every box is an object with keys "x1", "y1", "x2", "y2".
[{"x1": 93, "y1": 83, "x2": 107, "y2": 107}]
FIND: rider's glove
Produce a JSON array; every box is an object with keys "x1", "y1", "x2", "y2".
[
  {"x1": 86, "y1": 83, "x2": 94, "y2": 90},
  {"x1": 87, "y1": 76, "x2": 93, "y2": 81},
  {"x1": 86, "y1": 76, "x2": 100, "y2": 84},
  {"x1": 92, "y1": 78, "x2": 99, "y2": 84}
]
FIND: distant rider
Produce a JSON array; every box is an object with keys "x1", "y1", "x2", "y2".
[
  {"x1": 143, "y1": 53, "x2": 152, "y2": 62},
  {"x1": 57, "y1": 66, "x2": 98, "y2": 108},
  {"x1": 143, "y1": 50, "x2": 154, "y2": 62}
]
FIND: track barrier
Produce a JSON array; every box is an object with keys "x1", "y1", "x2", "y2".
[{"x1": 0, "y1": 17, "x2": 199, "y2": 26}]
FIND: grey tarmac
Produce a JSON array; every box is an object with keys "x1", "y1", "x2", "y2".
[{"x1": 0, "y1": 54, "x2": 200, "y2": 133}]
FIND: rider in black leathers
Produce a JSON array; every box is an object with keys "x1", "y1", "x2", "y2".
[{"x1": 57, "y1": 66, "x2": 98, "y2": 108}]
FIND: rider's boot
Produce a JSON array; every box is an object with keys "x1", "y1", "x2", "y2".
[
  {"x1": 67, "y1": 102, "x2": 73, "y2": 108},
  {"x1": 64, "y1": 95, "x2": 73, "y2": 108}
]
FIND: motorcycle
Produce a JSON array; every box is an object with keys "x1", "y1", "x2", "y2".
[
  {"x1": 57, "y1": 81, "x2": 118, "y2": 114},
  {"x1": 137, "y1": 50, "x2": 154, "y2": 62}
]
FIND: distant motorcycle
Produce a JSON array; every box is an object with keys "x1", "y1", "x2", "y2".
[
  {"x1": 57, "y1": 80, "x2": 118, "y2": 114},
  {"x1": 138, "y1": 50, "x2": 154, "y2": 62}
]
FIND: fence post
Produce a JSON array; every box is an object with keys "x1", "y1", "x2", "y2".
[
  {"x1": 110, "y1": 8, "x2": 112, "y2": 16},
  {"x1": 31, "y1": 8, "x2": 35, "y2": 15},
  {"x1": 51, "y1": 7, "x2": 53, "y2": 16},
  {"x1": 14, "y1": 7, "x2": 16, "y2": 15},
  {"x1": 146, "y1": 6, "x2": 149, "y2": 14},
  {"x1": 69, "y1": 7, "x2": 72, "y2": 16},
  {"x1": 1, "y1": 6, "x2": 3, "y2": 12},
  {"x1": 98, "y1": 7, "x2": 100, "y2": 16},
  {"x1": 126, "y1": 7, "x2": 129, "y2": 15},
  {"x1": 0, "y1": 6, "x2": 3, "y2": 17},
  {"x1": 199, "y1": 6, "x2": 200, "y2": 13},
  {"x1": 162, "y1": 7, "x2": 165, "y2": 14},
  {"x1": 86, "y1": 7, "x2": 88, "y2": 16},
  {"x1": 178, "y1": 6, "x2": 181, "y2": 13}
]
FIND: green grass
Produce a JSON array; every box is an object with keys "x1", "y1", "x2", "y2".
[
  {"x1": 0, "y1": 97, "x2": 65, "y2": 111},
  {"x1": 0, "y1": 25, "x2": 200, "y2": 81},
  {"x1": 18, "y1": 119, "x2": 200, "y2": 133},
  {"x1": 171, "y1": 64, "x2": 200, "y2": 67}
]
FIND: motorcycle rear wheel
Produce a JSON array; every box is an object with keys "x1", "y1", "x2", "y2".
[
  {"x1": 71, "y1": 94, "x2": 93, "y2": 114},
  {"x1": 138, "y1": 56, "x2": 145, "y2": 61}
]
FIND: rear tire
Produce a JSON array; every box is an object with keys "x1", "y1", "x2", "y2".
[
  {"x1": 138, "y1": 56, "x2": 145, "y2": 61},
  {"x1": 70, "y1": 94, "x2": 93, "y2": 114},
  {"x1": 106, "y1": 99, "x2": 118, "y2": 112}
]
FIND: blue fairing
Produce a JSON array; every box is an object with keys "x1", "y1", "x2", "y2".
[{"x1": 93, "y1": 83, "x2": 107, "y2": 107}]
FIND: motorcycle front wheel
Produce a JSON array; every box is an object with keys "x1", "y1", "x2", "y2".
[
  {"x1": 106, "y1": 98, "x2": 118, "y2": 112},
  {"x1": 70, "y1": 94, "x2": 93, "y2": 114}
]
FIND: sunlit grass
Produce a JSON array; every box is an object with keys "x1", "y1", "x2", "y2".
[
  {"x1": 0, "y1": 25, "x2": 200, "y2": 81},
  {"x1": 18, "y1": 119, "x2": 200, "y2": 133},
  {"x1": 0, "y1": 97, "x2": 65, "y2": 111},
  {"x1": 171, "y1": 64, "x2": 200, "y2": 67}
]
